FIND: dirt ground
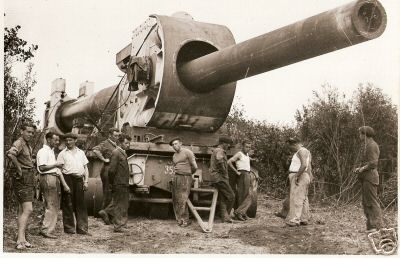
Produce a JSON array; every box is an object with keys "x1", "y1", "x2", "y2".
[{"x1": 3, "y1": 194, "x2": 398, "y2": 254}]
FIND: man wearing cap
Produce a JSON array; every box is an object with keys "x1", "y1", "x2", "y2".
[
  {"x1": 57, "y1": 133, "x2": 91, "y2": 235},
  {"x1": 354, "y1": 126, "x2": 382, "y2": 233},
  {"x1": 169, "y1": 137, "x2": 198, "y2": 227},
  {"x1": 285, "y1": 137, "x2": 312, "y2": 227},
  {"x1": 7, "y1": 123, "x2": 37, "y2": 249},
  {"x1": 93, "y1": 127, "x2": 119, "y2": 211},
  {"x1": 210, "y1": 136, "x2": 235, "y2": 223},
  {"x1": 98, "y1": 134, "x2": 132, "y2": 232}
]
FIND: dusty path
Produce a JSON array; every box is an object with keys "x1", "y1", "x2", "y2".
[{"x1": 3, "y1": 194, "x2": 397, "y2": 254}]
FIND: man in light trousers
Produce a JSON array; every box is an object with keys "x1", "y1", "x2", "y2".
[
  {"x1": 37, "y1": 132, "x2": 70, "y2": 238},
  {"x1": 285, "y1": 138, "x2": 312, "y2": 227}
]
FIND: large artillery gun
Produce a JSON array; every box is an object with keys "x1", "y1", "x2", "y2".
[{"x1": 43, "y1": 0, "x2": 386, "y2": 231}]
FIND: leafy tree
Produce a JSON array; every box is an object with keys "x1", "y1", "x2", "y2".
[
  {"x1": 223, "y1": 105, "x2": 296, "y2": 197},
  {"x1": 296, "y1": 84, "x2": 397, "y2": 206},
  {"x1": 224, "y1": 83, "x2": 397, "y2": 208},
  {"x1": 4, "y1": 26, "x2": 38, "y2": 142},
  {"x1": 3, "y1": 26, "x2": 39, "y2": 208}
]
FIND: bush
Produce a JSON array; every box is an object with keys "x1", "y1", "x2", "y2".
[{"x1": 223, "y1": 84, "x2": 397, "y2": 206}]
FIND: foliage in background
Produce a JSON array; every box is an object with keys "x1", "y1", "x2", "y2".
[
  {"x1": 4, "y1": 26, "x2": 39, "y2": 209},
  {"x1": 224, "y1": 104, "x2": 296, "y2": 197},
  {"x1": 224, "y1": 84, "x2": 397, "y2": 209}
]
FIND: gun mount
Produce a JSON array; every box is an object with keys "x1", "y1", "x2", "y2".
[{"x1": 44, "y1": 0, "x2": 386, "y2": 223}]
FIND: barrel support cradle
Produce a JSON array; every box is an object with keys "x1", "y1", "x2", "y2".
[{"x1": 187, "y1": 187, "x2": 218, "y2": 233}]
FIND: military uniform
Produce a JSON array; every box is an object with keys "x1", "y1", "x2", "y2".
[
  {"x1": 93, "y1": 139, "x2": 117, "y2": 209},
  {"x1": 103, "y1": 147, "x2": 130, "y2": 231},
  {"x1": 358, "y1": 137, "x2": 382, "y2": 230},
  {"x1": 210, "y1": 147, "x2": 235, "y2": 221},
  {"x1": 7, "y1": 137, "x2": 35, "y2": 203}
]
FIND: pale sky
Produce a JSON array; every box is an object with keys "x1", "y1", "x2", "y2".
[{"x1": 4, "y1": 0, "x2": 400, "y2": 127}]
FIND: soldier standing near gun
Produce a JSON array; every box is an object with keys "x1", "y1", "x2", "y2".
[
  {"x1": 354, "y1": 126, "x2": 383, "y2": 233},
  {"x1": 170, "y1": 137, "x2": 198, "y2": 227},
  {"x1": 98, "y1": 134, "x2": 132, "y2": 232},
  {"x1": 228, "y1": 141, "x2": 253, "y2": 221},
  {"x1": 285, "y1": 138, "x2": 312, "y2": 227},
  {"x1": 7, "y1": 123, "x2": 37, "y2": 249},
  {"x1": 57, "y1": 133, "x2": 91, "y2": 235},
  {"x1": 210, "y1": 136, "x2": 235, "y2": 223},
  {"x1": 93, "y1": 128, "x2": 119, "y2": 211},
  {"x1": 37, "y1": 132, "x2": 70, "y2": 238}
]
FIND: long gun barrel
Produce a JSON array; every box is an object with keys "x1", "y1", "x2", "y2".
[
  {"x1": 178, "y1": 0, "x2": 386, "y2": 92},
  {"x1": 49, "y1": 0, "x2": 386, "y2": 134}
]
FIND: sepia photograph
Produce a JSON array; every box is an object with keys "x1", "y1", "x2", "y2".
[{"x1": 2, "y1": 0, "x2": 399, "y2": 255}]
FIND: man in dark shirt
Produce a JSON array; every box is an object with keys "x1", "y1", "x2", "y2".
[
  {"x1": 210, "y1": 136, "x2": 235, "y2": 223},
  {"x1": 354, "y1": 126, "x2": 382, "y2": 233},
  {"x1": 93, "y1": 128, "x2": 119, "y2": 210},
  {"x1": 7, "y1": 123, "x2": 37, "y2": 249},
  {"x1": 98, "y1": 134, "x2": 132, "y2": 232},
  {"x1": 170, "y1": 137, "x2": 198, "y2": 227}
]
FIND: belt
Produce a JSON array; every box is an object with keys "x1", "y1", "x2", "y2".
[
  {"x1": 175, "y1": 173, "x2": 192, "y2": 176},
  {"x1": 40, "y1": 173, "x2": 57, "y2": 176},
  {"x1": 20, "y1": 167, "x2": 34, "y2": 171},
  {"x1": 238, "y1": 170, "x2": 250, "y2": 172},
  {"x1": 63, "y1": 173, "x2": 84, "y2": 178}
]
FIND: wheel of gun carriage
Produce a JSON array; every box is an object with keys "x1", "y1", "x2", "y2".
[{"x1": 85, "y1": 177, "x2": 104, "y2": 217}]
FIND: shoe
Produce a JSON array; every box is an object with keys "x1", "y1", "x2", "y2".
[
  {"x1": 15, "y1": 242, "x2": 26, "y2": 250},
  {"x1": 286, "y1": 221, "x2": 300, "y2": 227},
  {"x1": 40, "y1": 232, "x2": 58, "y2": 239},
  {"x1": 300, "y1": 221, "x2": 309, "y2": 226},
  {"x1": 98, "y1": 210, "x2": 111, "y2": 225},
  {"x1": 23, "y1": 241, "x2": 33, "y2": 248},
  {"x1": 180, "y1": 221, "x2": 191, "y2": 227},
  {"x1": 114, "y1": 228, "x2": 127, "y2": 233},
  {"x1": 64, "y1": 230, "x2": 76, "y2": 234},
  {"x1": 222, "y1": 217, "x2": 233, "y2": 223},
  {"x1": 234, "y1": 213, "x2": 246, "y2": 221},
  {"x1": 243, "y1": 214, "x2": 250, "y2": 220},
  {"x1": 77, "y1": 231, "x2": 92, "y2": 236},
  {"x1": 274, "y1": 212, "x2": 286, "y2": 219},
  {"x1": 366, "y1": 228, "x2": 378, "y2": 234}
]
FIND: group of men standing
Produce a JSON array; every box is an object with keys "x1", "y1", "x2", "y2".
[
  {"x1": 169, "y1": 136, "x2": 256, "y2": 226},
  {"x1": 274, "y1": 127, "x2": 383, "y2": 233},
  {"x1": 170, "y1": 127, "x2": 383, "y2": 233},
  {"x1": 6, "y1": 122, "x2": 384, "y2": 249},
  {"x1": 7, "y1": 125, "x2": 133, "y2": 249}
]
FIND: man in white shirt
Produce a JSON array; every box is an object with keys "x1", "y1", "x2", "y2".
[
  {"x1": 228, "y1": 141, "x2": 253, "y2": 221},
  {"x1": 285, "y1": 138, "x2": 312, "y2": 227},
  {"x1": 37, "y1": 132, "x2": 70, "y2": 238},
  {"x1": 57, "y1": 133, "x2": 91, "y2": 235}
]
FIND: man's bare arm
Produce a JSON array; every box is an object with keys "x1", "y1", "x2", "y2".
[
  {"x1": 188, "y1": 151, "x2": 198, "y2": 173},
  {"x1": 296, "y1": 149, "x2": 309, "y2": 180},
  {"x1": 228, "y1": 152, "x2": 241, "y2": 176}
]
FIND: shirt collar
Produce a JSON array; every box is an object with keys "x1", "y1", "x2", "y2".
[
  {"x1": 43, "y1": 144, "x2": 52, "y2": 150},
  {"x1": 18, "y1": 137, "x2": 28, "y2": 145}
]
